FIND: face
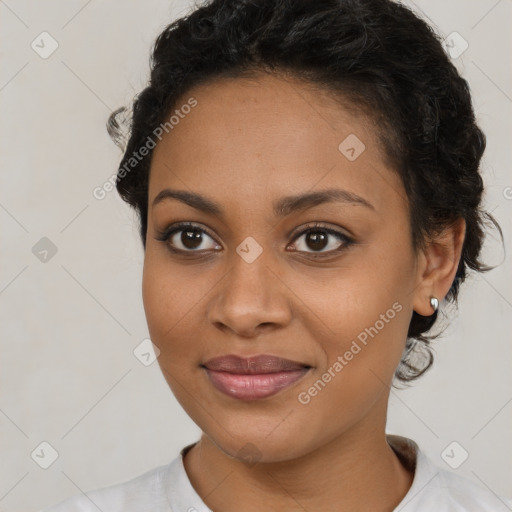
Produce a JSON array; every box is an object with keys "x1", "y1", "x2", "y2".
[{"x1": 142, "y1": 72, "x2": 423, "y2": 463}]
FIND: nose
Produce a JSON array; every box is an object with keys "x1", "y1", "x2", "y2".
[{"x1": 207, "y1": 249, "x2": 292, "y2": 338}]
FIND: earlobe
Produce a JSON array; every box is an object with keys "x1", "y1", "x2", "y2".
[{"x1": 412, "y1": 218, "x2": 466, "y2": 316}]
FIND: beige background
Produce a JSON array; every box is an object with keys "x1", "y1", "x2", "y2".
[{"x1": 0, "y1": 0, "x2": 511, "y2": 510}]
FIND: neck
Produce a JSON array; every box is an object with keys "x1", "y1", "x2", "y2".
[{"x1": 183, "y1": 407, "x2": 414, "y2": 512}]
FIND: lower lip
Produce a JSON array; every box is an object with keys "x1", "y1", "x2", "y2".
[{"x1": 204, "y1": 368, "x2": 310, "y2": 400}]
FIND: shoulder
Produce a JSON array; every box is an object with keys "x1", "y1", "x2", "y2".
[
  {"x1": 389, "y1": 435, "x2": 512, "y2": 511},
  {"x1": 432, "y1": 461, "x2": 512, "y2": 511},
  {"x1": 38, "y1": 461, "x2": 173, "y2": 512}
]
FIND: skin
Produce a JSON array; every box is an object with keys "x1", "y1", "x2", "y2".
[{"x1": 142, "y1": 71, "x2": 465, "y2": 512}]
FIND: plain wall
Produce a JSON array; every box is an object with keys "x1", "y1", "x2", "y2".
[{"x1": 0, "y1": 0, "x2": 510, "y2": 510}]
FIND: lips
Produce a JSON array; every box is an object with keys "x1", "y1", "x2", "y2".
[
  {"x1": 203, "y1": 354, "x2": 310, "y2": 374},
  {"x1": 202, "y1": 354, "x2": 311, "y2": 400}
]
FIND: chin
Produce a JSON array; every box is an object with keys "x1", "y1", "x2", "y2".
[{"x1": 201, "y1": 417, "x2": 320, "y2": 465}]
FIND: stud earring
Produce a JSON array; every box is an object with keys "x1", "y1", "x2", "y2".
[{"x1": 430, "y1": 296, "x2": 439, "y2": 312}]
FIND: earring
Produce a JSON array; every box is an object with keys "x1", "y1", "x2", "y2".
[{"x1": 430, "y1": 296, "x2": 439, "y2": 312}]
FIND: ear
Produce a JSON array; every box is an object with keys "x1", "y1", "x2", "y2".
[{"x1": 412, "y1": 218, "x2": 466, "y2": 316}]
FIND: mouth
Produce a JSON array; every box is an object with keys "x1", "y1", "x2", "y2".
[{"x1": 201, "y1": 354, "x2": 311, "y2": 400}]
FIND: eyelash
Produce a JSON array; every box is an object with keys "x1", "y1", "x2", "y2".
[{"x1": 154, "y1": 221, "x2": 354, "y2": 259}]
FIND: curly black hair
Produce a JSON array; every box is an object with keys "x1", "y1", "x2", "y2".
[{"x1": 107, "y1": 0, "x2": 501, "y2": 383}]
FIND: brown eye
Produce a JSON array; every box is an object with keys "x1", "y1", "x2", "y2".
[
  {"x1": 304, "y1": 231, "x2": 329, "y2": 251},
  {"x1": 177, "y1": 227, "x2": 206, "y2": 250},
  {"x1": 156, "y1": 223, "x2": 221, "y2": 253},
  {"x1": 289, "y1": 224, "x2": 353, "y2": 255}
]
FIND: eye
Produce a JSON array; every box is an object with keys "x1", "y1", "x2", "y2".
[
  {"x1": 287, "y1": 222, "x2": 353, "y2": 256},
  {"x1": 154, "y1": 222, "x2": 221, "y2": 253},
  {"x1": 155, "y1": 221, "x2": 354, "y2": 257}
]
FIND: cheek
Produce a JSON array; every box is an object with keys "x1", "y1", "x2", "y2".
[
  {"x1": 293, "y1": 270, "x2": 410, "y2": 393},
  {"x1": 291, "y1": 281, "x2": 411, "y2": 444},
  {"x1": 141, "y1": 253, "x2": 210, "y2": 410},
  {"x1": 141, "y1": 251, "x2": 210, "y2": 372},
  {"x1": 142, "y1": 249, "x2": 209, "y2": 337},
  {"x1": 290, "y1": 245, "x2": 414, "y2": 350},
  {"x1": 290, "y1": 234, "x2": 416, "y2": 396}
]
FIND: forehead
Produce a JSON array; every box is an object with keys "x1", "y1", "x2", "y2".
[{"x1": 148, "y1": 72, "x2": 404, "y2": 216}]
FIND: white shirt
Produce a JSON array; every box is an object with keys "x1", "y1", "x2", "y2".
[{"x1": 40, "y1": 436, "x2": 511, "y2": 511}]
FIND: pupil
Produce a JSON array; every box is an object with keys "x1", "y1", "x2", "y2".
[
  {"x1": 182, "y1": 229, "x2": 203, "y2": 249},
  {"x1": 307, "y1": 231, "x2": 327, "y2": 251}
]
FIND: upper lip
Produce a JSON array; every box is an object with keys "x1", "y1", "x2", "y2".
[{"x1": 202, "y1": 354, "x2": 310, "y2": 374}]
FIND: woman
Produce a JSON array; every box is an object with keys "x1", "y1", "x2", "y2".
[{"x1": 42, "y1": 0, "x2": 510, "y2": 510}]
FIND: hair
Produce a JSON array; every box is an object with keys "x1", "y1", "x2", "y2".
[{"x1": 107, "y1": 0, "x2": 501, "y2": 383}]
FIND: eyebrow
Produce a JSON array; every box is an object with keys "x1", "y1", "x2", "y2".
[{"x1": 151, "y1": 187, "x2": 375, "y2": 217}]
